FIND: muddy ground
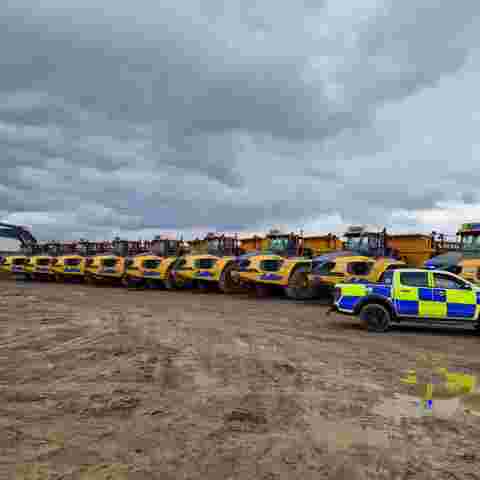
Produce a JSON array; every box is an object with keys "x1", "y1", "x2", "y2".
[{"x1": 2, "y1": 279, "x2": 480, "y2": 479}]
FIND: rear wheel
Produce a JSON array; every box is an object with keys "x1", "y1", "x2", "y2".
[
  {"x1": 219, "y1": 263, "x2": 244, "y2": 294},
  {"x1": 360, "y1": 304, "x2": 391, "y2": 332},
  {"x1": 285, "y1": 266, "x2": 314, "y2": 300}
]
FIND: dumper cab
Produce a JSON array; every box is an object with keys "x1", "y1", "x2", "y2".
[
  {"x1": 170, "y1": 233, "x2": 243, "y2": 292},
  {"x1": 0, "y1": 255, "x2": 28, "y2": 277},
  {"x1": 122, "y1": 237, "x2": 186, "y2": 289},
  {"x1": 232, "y1": 229, "x2": 321, "y2": 299},
  {"x1": 308, "y1": 226, "x2": 406, "y2": 297},
  {"x1": 85, "y1": 255, "x2": 126, "y2": 284},
  {"x1": 425, "y1": 223, "x2": 480, "y2": 284}
]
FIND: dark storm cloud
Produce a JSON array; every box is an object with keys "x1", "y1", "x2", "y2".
[{"x1": 2, "y1": 1, "x2": 480, "y2": 239}]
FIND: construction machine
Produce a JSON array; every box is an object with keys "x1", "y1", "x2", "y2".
[
  {"x1": 424, "y1": 223, "x2": 480, "y2": 283},
  {"x1": 231, "y1": 229, "x2": 340, "y2": 299},
  {"x1": 308, "y1": 226, "x2": 406, "y2": 298},
  {"x1": 122, "y1": 236, "x2": 188, "y2": 289},
  {"x1": 0, "y1": 223, "x2": 39, "y2": 280},
  {"x1": 169, "y1": 233, "x2": 244, "y2": 293}
]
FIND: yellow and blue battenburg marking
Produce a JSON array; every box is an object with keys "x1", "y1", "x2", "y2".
[
  {"x1": 337, "y1": 283, "x2": 480, "y2": 319},
  {"x1": 337, "y1": 283, "x2": 392, "y2": 311}
]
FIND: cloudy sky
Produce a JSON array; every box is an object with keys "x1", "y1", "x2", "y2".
[{"x1": 1, "y1": 0, "x2": 480, "y2": 241}]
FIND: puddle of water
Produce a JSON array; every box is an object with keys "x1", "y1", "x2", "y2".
[
  {"x1": 374, "y1": 367, "x2": 480, "y2": 421},
  {"x1": 309, "y1": 414, "x2": 390, "y2": 451}
]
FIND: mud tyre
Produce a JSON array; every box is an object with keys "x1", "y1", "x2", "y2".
[
  {"x1": 164, "y1": 269, "x2": 179, "y2": 290},
  {"x1": 255, "y1": 284, "x2": 271, "y2": 298},
  {"x1": 219, "y1": 263, "x2": 244, "y2": 294},
  {"x1": 285, "y1": 266, "x2": 314, "y2": 300},
  {"x1": 360, "y1": 303, "x2": 391, "y2": 333}
]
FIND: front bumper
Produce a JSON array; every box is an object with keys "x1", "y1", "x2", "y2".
[
  {"x1": 175, "y1": 269, "x2": 219, "y2": 282},
  {"x1": 235, "y1": 271, "x2": 287, "y2": 286}
]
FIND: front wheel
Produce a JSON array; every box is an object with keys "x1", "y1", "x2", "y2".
[
  {"x1": 255, "y1": 284, "x2": 271, "y2": 298},
  {"x1": 219, "y1": 263, "x2": 244, "y2": 294},
  {"x1": 164, "y1": 269, "x2": 179, "y2": 290},
  {"x1": 360, "y1": 304, "x2": 391, "y2": 333},
  {"x1": 285, "y1": 266, "x2": 314, "y2": 300}
]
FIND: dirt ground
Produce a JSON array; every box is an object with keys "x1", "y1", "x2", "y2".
[{"x1": 2, "y1": 279, "x2": 480, "y2": 479}]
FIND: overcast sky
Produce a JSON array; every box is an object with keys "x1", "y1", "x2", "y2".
[{"x1": 1, "y1": 1, "x2": 480, "y2": 241}]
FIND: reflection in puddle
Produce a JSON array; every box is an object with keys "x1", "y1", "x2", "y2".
[
  {"x1": 374, "y1": 361, "x2": 479, "y2": 421},
  {"x1": 309, "y1": 414, "x2": 390, "y2": 451}
]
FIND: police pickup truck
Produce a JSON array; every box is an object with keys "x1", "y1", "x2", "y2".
[{"x1": 330, "y1": 268, "x2": 480, "y2": 332}]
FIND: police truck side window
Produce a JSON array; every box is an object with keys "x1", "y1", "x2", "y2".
[
  {"x1": 399, "y1": 272, "x2": 429, "y2": 287},
  {"x1": 433, "y1": 273, "x2": 469, "y2": 290}
]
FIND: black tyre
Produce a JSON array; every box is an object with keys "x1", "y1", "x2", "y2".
[
  {"x1": 219, "y1": 263, "x2": 244, "y2": 294},
  {"x1": 164, "y1": 269, "x2": 179, "y2": 290},
  {"x1": 360, "y1": 303, "x2": 391, "y2": 332},
  {"x1": 285, "y1": 266, "x2": 315, "y2": 300},
  {"x1": 255, "y1": 284, "x2": 271, "y2": 298},
  {"x1": 197, "y1": 281, "x2": 213, "y2": 292}
]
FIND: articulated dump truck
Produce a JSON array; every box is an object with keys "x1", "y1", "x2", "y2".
[
  {"x1": 308, "y1": 225, "x2": 462, "y2": 299},
  {"x1": 169, "y1": 233, "x2": 246, "y2": 293},
  {"x1": 425, "y1": 223, "x2": 480, "y2": 284},
  {"x1": 230, "y1": 229, "x2": 342, "y2": 299},
  {"x1": 122, "y1": 237, "x2": 188, "y2": 289}
]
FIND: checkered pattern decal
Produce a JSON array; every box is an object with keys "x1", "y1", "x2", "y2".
[{"x1": 337, "y1": 282, "x2": 480, "y2": 320}]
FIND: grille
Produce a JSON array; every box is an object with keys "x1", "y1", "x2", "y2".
[
  {"x1": 195, "y1": 258, "x2": 216, "y2": 269},
  {"x1": 143, "y1": 259, "x2": 161, "y2": 269},
  {"x1": 36, "y1": 258, "x2": 50, "y2": 266},
  {"x1": 13, "y1": 258, "x2": 27, "y2": 265},
  {"x1": 102, "y1": 258, "x2": 117, "y2": 268},
  {"x1": 260, "y1": 259, "x2": 282, "y2": 272},
  {"x1": 64, "y1": 258, "x2": 81, "y2": 266}
]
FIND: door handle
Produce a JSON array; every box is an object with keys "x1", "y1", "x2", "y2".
[{"x1": 399, "y1": 289, "x2": 411, "y2": 293}]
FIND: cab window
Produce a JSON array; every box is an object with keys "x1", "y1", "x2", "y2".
[
  {"x1": 312, "y1": 261, "x2": 336, "y2": 275},
  {"x1": 379, "y1": 270, "x2": 394, "y2": 285},
  {"x1": 347, "y1": 261, "x2": 373, "y2": 276},
  {"x1": 399, "y1": 272, "x2": 429, "y2": 287},
  {"x1": 433, "y1": 273, "x2": 470, "y2": 290}
]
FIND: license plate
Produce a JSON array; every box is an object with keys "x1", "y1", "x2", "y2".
[
  {"x1": 144, "y1": 271, "x2": 159, "y2": 276},
  {"x1": 64, "y1": 268, "x2": 80, "y2": 273},
  {"x1": 102, "y1": 268, "x2": 116, "y2": 274},
  {"x1": 196, "y1": 271, "x2": 213, "y2": 278},
  {"x1": 12, "y1": 266, "x2": 24, "y2": 272},
  {"x1": 37, "y1": 267, "x2": 49, "y2": 272}
]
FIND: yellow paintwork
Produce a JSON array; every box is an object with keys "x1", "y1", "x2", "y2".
[
  {"x1": 388, "y1": 234, "x2": 437, "y2": 267},
  {"x1": 401, "y1": 367, "x2": 476, "y2": 398},
  {"x1": 174, "y1": 254, "x2": 235, "y2": 283},
  {"x1": 123, "y1": 254, "x2": 179, "y2": 282},
  {"x1": 85, "y1": 255, "x2": 126, "y2": 279},
  {"x1": 24, "y1": 256, "x2": 53, "y2": 276},
  {"x1": 0, "y1": 255, "x2": 28, "y2": 274},
  {"x1": 51, "y1": 255, "x2": 86, "y2": 277},
  {"x1": 237, "y1": 254, "x2": 311, "y2": 286},
  {"x1": 309, "y1": 256, "x2": 406, "y2": 287},
  {"x1": 458, "y1": 259, "x2": 480, "y2": 284},
  {"x1": 124, "y1": 254, "x2": 163, "y2": 280}
]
